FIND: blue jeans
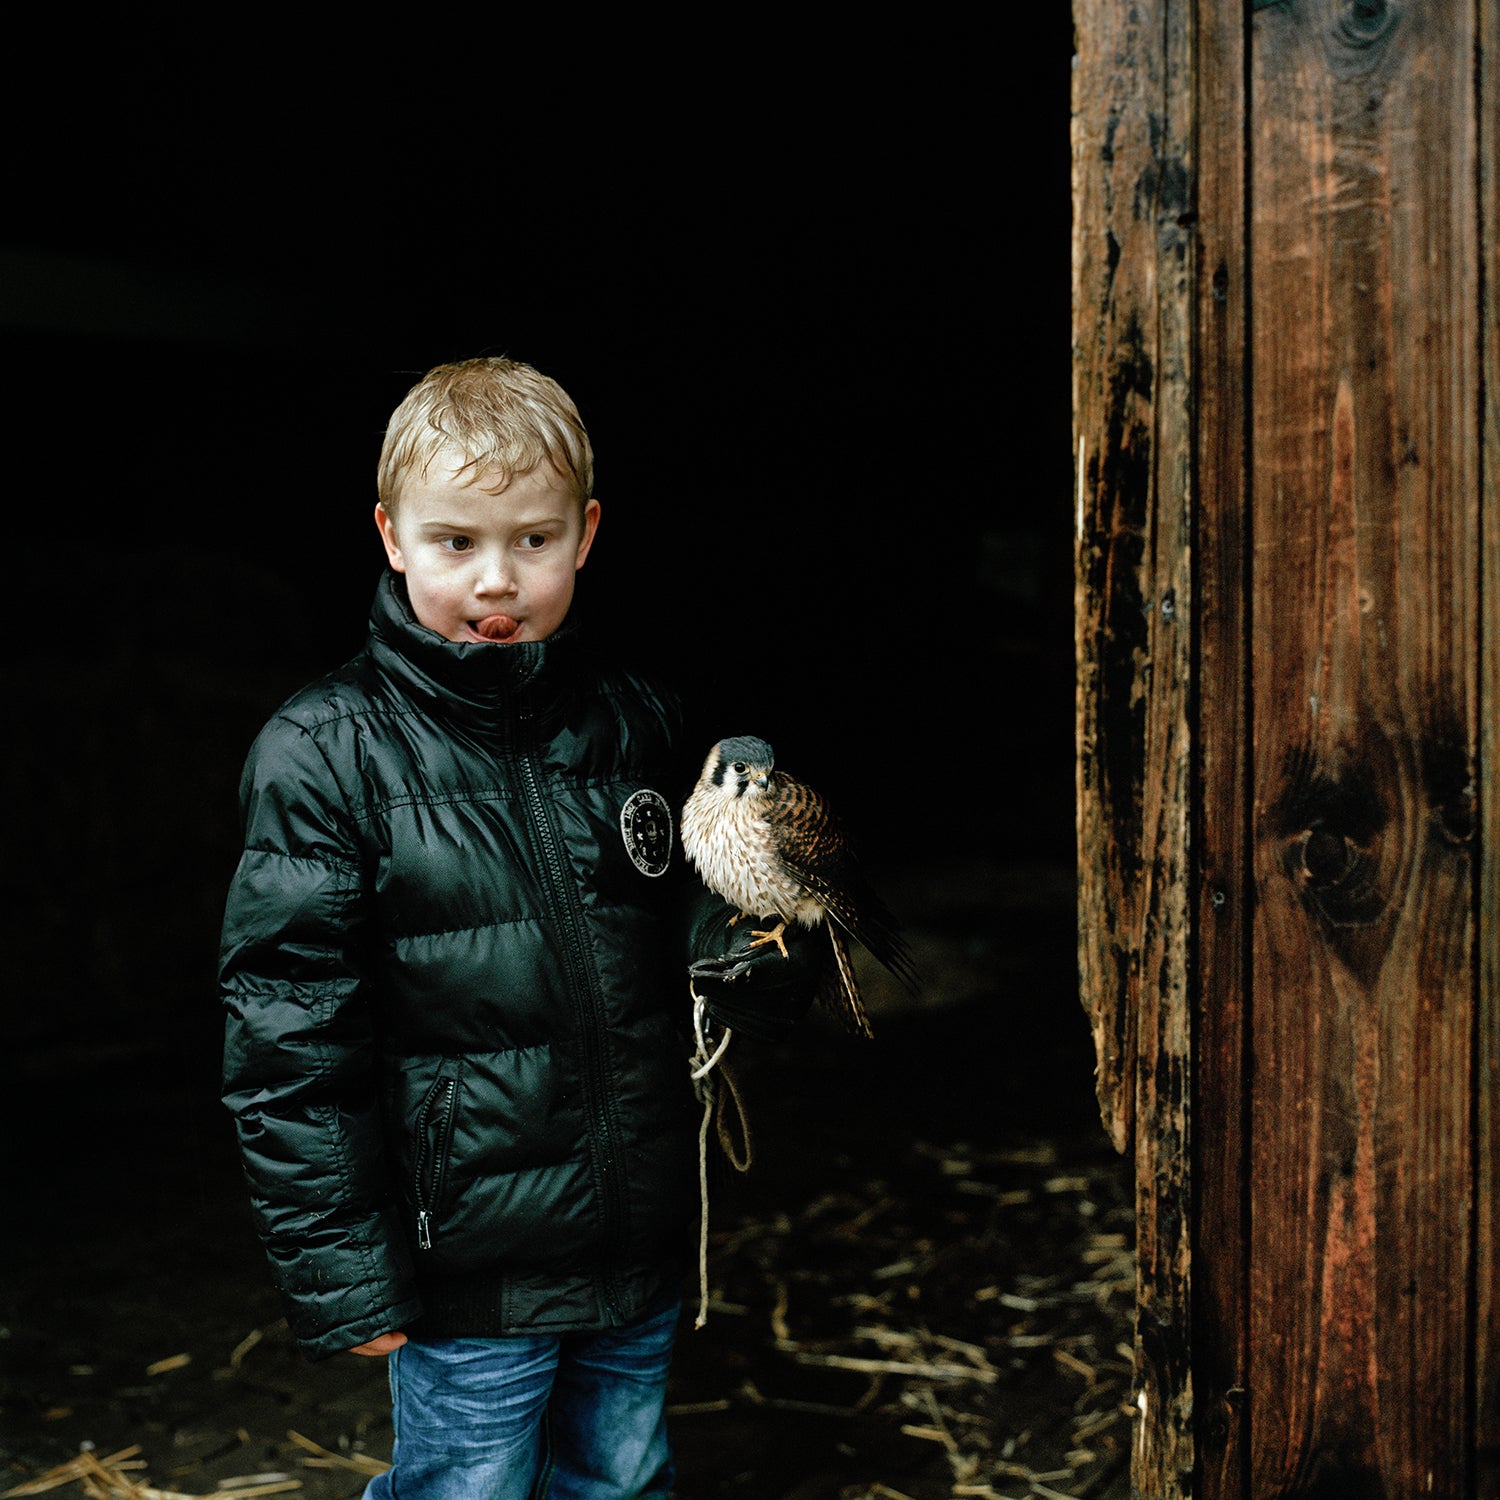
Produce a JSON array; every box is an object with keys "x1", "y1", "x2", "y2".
[{"x1": 362, "y1": 1297, "x2": 680, "y2": 1500}]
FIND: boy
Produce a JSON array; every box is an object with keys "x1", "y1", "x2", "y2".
[{"x1": 219, "y1": 357, "x2": 815, "y2": 1498}]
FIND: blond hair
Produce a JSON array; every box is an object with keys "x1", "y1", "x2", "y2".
[{"x1": 377, "y1": 356, "x2": 594, "y2": 510}]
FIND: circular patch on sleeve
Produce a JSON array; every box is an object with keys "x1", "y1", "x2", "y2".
[{"x1": 620, "y1": 788, "x2": 674, "y2": 877}]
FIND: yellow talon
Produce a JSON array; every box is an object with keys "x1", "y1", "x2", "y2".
[{"x1": 748, "y1": 920, "x2": 789, "y2": 959}]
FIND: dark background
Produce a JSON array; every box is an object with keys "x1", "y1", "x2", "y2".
[
  {"x1": 4, "y1": 24, "x2": 1076, "y2": 1065},
  {"x1": 0, "y1": 23, "x2": 1103, "y2": 1494}
]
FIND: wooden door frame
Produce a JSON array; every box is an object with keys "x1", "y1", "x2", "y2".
[{"x1": 1073, "y1": 1, "x2": 1498, "y2": 1493}]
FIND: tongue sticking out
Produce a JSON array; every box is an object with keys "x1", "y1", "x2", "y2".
[{"x1": 474, "y1": 614, "x2": 520, "y2": 642}]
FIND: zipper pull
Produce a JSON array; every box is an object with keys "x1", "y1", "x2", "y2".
[{"x1": 417, "y1": 1209, "x2": 432, "y2": 1250}]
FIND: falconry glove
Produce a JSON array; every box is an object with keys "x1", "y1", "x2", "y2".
[{"x1": 685, "y1": 889, "x2": 822, "y2": 1044}]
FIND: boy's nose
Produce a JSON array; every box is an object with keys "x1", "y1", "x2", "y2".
[{"x1": 475, "y1": 552, "x2": 516, "y2": 596}]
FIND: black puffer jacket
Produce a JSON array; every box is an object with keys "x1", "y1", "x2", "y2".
[{"x1": 220, "y1": 573, "x2": 701, "y2": 1360}]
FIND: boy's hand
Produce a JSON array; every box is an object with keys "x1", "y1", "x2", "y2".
[
  {"x1": 687, "y1": 893, "x2": 822, "y2": 1043},
  {"x1": 349, "y1": 1331, "x2": 408, "y2": 1357}
]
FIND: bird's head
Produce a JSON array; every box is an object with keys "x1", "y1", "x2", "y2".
[{"x1": 704, "y1": 735, "x2": 775, "y2": 799}]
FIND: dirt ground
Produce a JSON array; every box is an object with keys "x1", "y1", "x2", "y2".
[{"x1": 0, "y1": 858, "x2": 1133, "y2": 1500}]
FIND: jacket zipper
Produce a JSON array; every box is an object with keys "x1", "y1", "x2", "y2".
[
  {"x1": 413, "y1": 1074, "x2": 457, "y2": 1250},
  {"x1": 517, "y1": 748, "x2": 627, "y2": 1321}
]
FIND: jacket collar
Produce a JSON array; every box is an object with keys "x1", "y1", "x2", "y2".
[{"x1": 366, "y1": 570, "x2": 577, "y2": 727}]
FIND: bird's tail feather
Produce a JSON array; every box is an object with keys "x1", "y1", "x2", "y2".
[
  {"x1": 796, "y1": 866, "x2": 921, "y2": 999},
  {"x1": 823, "y1": 924, "x2": 874, "y2": 1040},
  {"x1": 830, "y1": 905, "x2": 921, "y2": 998}
]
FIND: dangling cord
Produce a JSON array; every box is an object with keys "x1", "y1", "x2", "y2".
[
  {"x1": 689, "y1": 984, "x2": 733, "y2": 1329},
  {"x1": 690, "y1": 1004, "x2": 753, "y2": 1173},
  {"x1": 713, "y1": 1053, "x2": 753, "y2": 1172}
]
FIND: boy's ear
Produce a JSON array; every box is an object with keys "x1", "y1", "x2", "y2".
[
  {"x1": 374, "y1": 504, "x2": 407, "y2": 572},
  {"x1": 574, "y1": 498, "x2": 602, "y2": 571}
]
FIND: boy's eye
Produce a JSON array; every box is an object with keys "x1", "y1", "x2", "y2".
[
  {"x1": 442, "y1": 536, "x2": 473, "y2": 553},
  {"x1": 519, "y1": 533, "x2": 549, "y2": 551}
]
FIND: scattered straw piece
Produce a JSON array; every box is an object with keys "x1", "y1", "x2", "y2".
[
  {"x1": 851, "y1": 1325, "x2": 996, "y2": 1376},
  {"x1": 1072, "y1": 1405, "x2": 1124, "y2": 1442},
  {"x1": 145, "y1": 1354, "x2": 191, "y2": 1377},
  {"x1": 795, "y1": 1351, "x2": 998, "y2": 1384},
  {"x1": 198, "y1": 1486, "x2": 301, "y2": 1498},
  {"x1": 917, "y1": 1385, "x2": 959, "y2": 1453},
  {"x1": 284, "y1": 1432, "x2": 389, "y2": 1478},
  {"x1": 828, "y1": 1196, "x2": 896, "y2": 1236},
  {"x1": 898, "y1": 1424, "x2": 951, "y2": 1445},
  {"x1": 1052, "y1": 1347, "x2": 1096, "y2": 1382},
  {"x1": 2, "y1": 1447, "x2": 143, "y2": 1497},
  {"x1": 1043, "y1": 1175, "x2": 1090, "y2": 1194},
  {"x1": 228, "y1": 1329, "x2": 263, "y2": 1369},
  {"x1": 1, "y1": 1446, "x2": 303, "y2": 1500},
  {"x1": 770, "y1": 1281, "x2": 790, "y2": 1343}
]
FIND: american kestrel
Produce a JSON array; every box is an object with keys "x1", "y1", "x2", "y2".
[{"x1": 681, "y1": 735, "x2": 917, "y2": 1039}]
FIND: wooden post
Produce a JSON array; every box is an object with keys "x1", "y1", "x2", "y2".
[
  {"x1": 1073, "y1": 0, "x2": 1496, "y2": 1493},
  {"x1": 1073, "y1": 0, "x2": 1195, "y2": 1492},
  {"x1": 1249, "y1": 2, "x2": 1478, "y2": 1490}
]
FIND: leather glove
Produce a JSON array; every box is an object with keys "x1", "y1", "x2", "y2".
[{"x1": 685, "y1": 887, "x2": 823, "y2": 1043}]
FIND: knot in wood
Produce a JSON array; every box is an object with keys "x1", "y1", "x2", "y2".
[
  {"x1": 1340, "y1": 0, "x2": 1391, "y2": 40},
  {"x1": 1302, "y1": 828, "x2": 1351, "y2": 884},
  {"x1": 1325, "y1": 0, "x2": 1400, "y2": 74},
  {"x1": 1292, "y1": 823, "x2": 1385, "y2": 926},
  {"x1": 1271, "y1": 747, "x2": 1391, "y2": 928},
  {"x1": 1435, "y1": 782, "x2": 1476, "y2": 844},
  {"x1": 1424, "y1": 739, "x2": 1476, "y2": 846}
]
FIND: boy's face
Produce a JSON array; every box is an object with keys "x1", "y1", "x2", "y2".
[{"x1": 375, "y1": 458, "x2": 600, "y2": 645}]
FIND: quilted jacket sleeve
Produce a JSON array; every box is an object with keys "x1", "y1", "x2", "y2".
[{"x1": 219, "y1": 713, "x2": 421, "y2": 1360}]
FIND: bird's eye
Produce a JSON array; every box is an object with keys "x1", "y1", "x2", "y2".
[{"x1": 731, "y1": 762, "x2": 746, "y2": 774}]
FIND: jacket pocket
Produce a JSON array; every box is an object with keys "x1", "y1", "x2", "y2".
[{"x1": 413, "y1": 1068, "x2": 460, "y2": 1250}]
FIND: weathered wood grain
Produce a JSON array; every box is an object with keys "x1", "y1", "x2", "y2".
[
  {"x1": 1077, "y1": 2, "x2": 1492, "y2": 1493},
  {"x1": 1192, "y1": 1, "x2": 1250, "y2": 1495},
  {"x1": 1073, "y1": 0, "x2": 1150, "y2": 1160},
  {"x1": 1073, "y1": 0, "x2": 1195, "y2": 1491},
  {"x1": 1129, "y1": 1, "x2": 1196, "y2": 1487},
  {"x1": 1479, "y1": 0, "x2": 1500, "y2": 1492},
  {"x1": 1248, "y1": 2, "x2": 1479, "y2": 1492}
]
